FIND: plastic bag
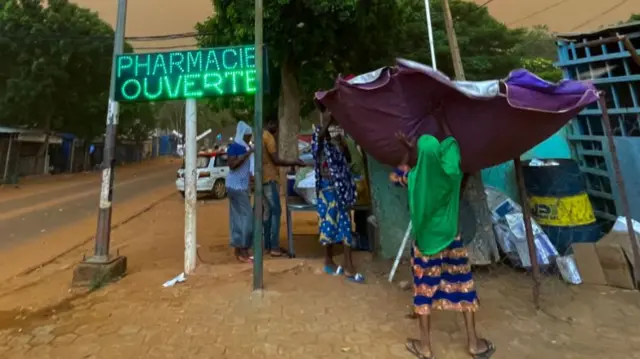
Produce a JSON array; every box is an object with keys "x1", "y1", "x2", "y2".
[
  {"x1": 294, "y1": 168, "x2": 317, "y2": 205},
  {"x1": 556, "y1": 255, "x2": 582, "y2": 285}
]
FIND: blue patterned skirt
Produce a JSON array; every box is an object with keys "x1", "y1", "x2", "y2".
[
  {"x1": 412, "y1": 236, "x2": 479, "y2": 315},
  {"x1": 317, "y1": 179, "x2": 353, "y2": 247}
]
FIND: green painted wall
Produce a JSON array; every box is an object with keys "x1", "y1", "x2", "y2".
[{"x1": 367, "y1": 156, "x2": 410, "y2": 259}]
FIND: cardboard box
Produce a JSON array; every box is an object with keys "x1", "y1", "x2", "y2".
[
  {"x1": 572, "y1": 230, "x2": 640, "y2": 290},
  {"x1": 572, "y1": 243, "x2": 606, "y2": 286}
]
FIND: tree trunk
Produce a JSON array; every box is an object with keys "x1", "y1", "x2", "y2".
[
  {"x1": 34, "y1": 111, "x2": 53, "y2": 174},
  {"x1": 278, "y1": 59, "x2": 301, "y2": 161},
  {"x1": 463, "y1": 173, "x2": 500, "y2": 265}
]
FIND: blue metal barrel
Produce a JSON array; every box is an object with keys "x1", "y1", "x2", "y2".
[{"x1": 522, "y1": 159, "x2": 601, "y2": 255}]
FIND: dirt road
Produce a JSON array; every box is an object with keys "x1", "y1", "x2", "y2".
[{"x1": 0, "y1": 159, "x2": 180, "y2": 250}]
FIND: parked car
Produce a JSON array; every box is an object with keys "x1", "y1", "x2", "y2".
[{"x1": 176, "y1": 151, "x2": 229, "y2": 199}]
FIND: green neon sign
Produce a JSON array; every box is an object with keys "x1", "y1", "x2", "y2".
[{"x1": 114, "y1": 45, "x2": 262, "y2": 102}]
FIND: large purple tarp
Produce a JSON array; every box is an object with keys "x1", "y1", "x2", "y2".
[{"x1": 314, "y1": 59, "x2": 599, "y2": 173}]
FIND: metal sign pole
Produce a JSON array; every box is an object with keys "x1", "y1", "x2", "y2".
[
  {"x1": 184, "y1": 99, "x2": 198, "y2": 275},
  {"x1": 252, "y1": 0, "x2": 265, "y2": 291},
  {"x1": 423, "y1": 0, "x2": 437, "y2": 70}
]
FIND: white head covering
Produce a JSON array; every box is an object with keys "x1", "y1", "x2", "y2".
[
  {"x1": 234, "y1": 121, "x2": 252, "y2": 149},
  {"x1": 233, "y1": 121, "x2": 255, "y2": 175}
]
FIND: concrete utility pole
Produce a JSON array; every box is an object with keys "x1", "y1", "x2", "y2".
[
  {"x1": 441, "y1": 0, "x2": 500, "y2": 266},
  {"x1": 252, "y1": 0, "x2": 265, "y2": 291},
  {"x1": 442, "y1": 0, "x2": 464, "y2": 80},
  {"x1": 184, "y1": 99, "x2": 198, "y2": 275},
  {"x1": 72, "y1": 0, "x2": 128, "y2": 286}
]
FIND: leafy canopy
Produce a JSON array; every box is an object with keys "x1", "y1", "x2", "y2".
[
  {"x1": 197, "y1": 0, "x2": 402, "y2": 121},
  {"x1": 0, "y1": 0, "x2": 156, "y2": 142}
]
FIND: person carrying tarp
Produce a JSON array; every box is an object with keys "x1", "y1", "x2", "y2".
[{"x1": 394, "y1": 118, "x2": 495, "y2": 359}]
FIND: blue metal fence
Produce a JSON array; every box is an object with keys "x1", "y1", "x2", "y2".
[{"x1": 555, "y1": 22, "x2": 640, "y2": 221}]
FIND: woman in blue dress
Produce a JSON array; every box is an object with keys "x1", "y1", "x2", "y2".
[{"x1": 312, "y1": 112, "x2": 365, "y2": 283}]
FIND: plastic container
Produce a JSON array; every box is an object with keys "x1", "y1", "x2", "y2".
[{"x1": 522, "y1": 159, "x2": 600, "y2": 255}]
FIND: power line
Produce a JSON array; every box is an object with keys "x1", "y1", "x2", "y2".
[
  {"x1": 134, "y1": 43, "x2": 199, "y2": 51},
  {"x1": 569, "y1": 0, "x2": 630, "y2": 31},
  {"x1": 0, "y1": 31, "x2": 206, "y2": 42},
  {"x1": 507, "y1": 0, "x2": 573, "y2": 26},
  {"x1": 478, "y1": 0, "x2": 496, "y2": 8}
]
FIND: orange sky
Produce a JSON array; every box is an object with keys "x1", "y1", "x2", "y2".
[
  {"x1": 471, "y1": 0, "x2": 638, "y2": 33},
  {"x1": 71, "y1": 0, "x2": 214, "y2": 52},
  {"x1": 71, "y1": 0, "x2": 638, "y2": 51}
]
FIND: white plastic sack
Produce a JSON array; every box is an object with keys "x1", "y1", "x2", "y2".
[
  {"x1": 485, "y1": 186, "x2": 521, "y2": 223},
  {"x1": 556, "y1": 255, "x2": 582, "y2": 285},
  {"x1": 505, "y1": 213, "x2": 546, "y2": 241},
  {"x1": 612, "y1": 216, "x2": 640, "y2": 235},
  {"x1": 294, "y1": 168, "x2": 317, "y2": 205},
  {"x1": 493, "y1": 223, "x2": 517, "y2": 254},
  {"x1": 504, "y1": 213, "x2": 558, "y2": 268}
]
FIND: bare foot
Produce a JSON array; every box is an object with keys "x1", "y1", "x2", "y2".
[{"x1": 406, "y1": 338, "x2": 434, "y2": 359}]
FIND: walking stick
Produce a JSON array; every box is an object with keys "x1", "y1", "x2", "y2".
[{"x1": 389, "y1": 221, "x2": 412, "y2": 283}]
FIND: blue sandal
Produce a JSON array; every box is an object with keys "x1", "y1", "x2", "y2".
[
  {"x1": 323, "y1": 265, "x2": 341, "y2": 276},
  {"x1": 346, "y1": 273, "x2": 365, "y2": 283},
  {"x1": 336, "y1": 266, "x2": 365, "y2": 283}
]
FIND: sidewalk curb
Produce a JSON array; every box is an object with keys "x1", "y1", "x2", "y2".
[{"x1": 18, "y1": 192, "x2": 176, "y2": 277}]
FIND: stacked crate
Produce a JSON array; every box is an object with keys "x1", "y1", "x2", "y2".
[{"x1": 555, "y1": 22, "x2": 640, "y2": 222}]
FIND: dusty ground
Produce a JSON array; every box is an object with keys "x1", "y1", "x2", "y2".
[
  {"x1": 0, "y1": 190, "x2": 639, "y2": 359},
  {"x1": 0, "y1": 158, "x2": 181, "y2": 282},
  {"x1": 0, "y1": 158, "x2": 180, "y2": 251}
]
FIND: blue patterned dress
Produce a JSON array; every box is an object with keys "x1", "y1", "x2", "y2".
[{"x1": 312, "y1": 127, "x2": 357, "y2": 246}]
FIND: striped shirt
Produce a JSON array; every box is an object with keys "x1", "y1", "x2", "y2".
[{"x1": 226, "y1": 142, "x2": 251, "y2": 190}]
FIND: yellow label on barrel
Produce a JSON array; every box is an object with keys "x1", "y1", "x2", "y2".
[{"x1": 528, "y1": 193, "x2": 596, "y2": 227}]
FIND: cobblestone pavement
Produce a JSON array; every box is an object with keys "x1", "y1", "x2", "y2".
[
  {"x1": 1, "y1": 198, "x2": 639, "y2": 359},
  {"x1": 1, "y1": 259, "x2": 640, "y2": 359}
]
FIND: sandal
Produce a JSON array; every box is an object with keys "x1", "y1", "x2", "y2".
[
  {"x1": 345, "y1": 272, "x2": 366, "y2": 284},
  {"x1": 335, "y1": 266, "x2": 365, "y2": 283},
  {"x1": 406, "y1": 338, "x2": 435, "y2": 359},
  {"x1": 323, "y1": 265, "x2": 341, "y2": 275},
  {"x1": 469, "y1": 339, "x2": 496, "y2": 359},
  {"x1": 269, "y1": 250, "x2": 285, "y2": 257},
  {"x1": 236, "y1": 256, "x2": 253, "y2": 264},
  {"x1": 405, "y1": 313, "x2": 418, "y2": 320}
]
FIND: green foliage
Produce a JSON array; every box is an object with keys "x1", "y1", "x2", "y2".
[
  {"x1": 521, "y1": 58, "x2": 563, "y2": 82},
  {"x1": 512, "y1": 26, "x2": 557, "y2": 60},
  {"x1": 397, "y1": 0, "x2": 560, "y2": 81},
  {"x1": 629, "y1": 14, "x2": 640, "y2": 23},
  {"x1": 154, "y1": 101, "x2": 237, "y2": 135},
  {"x1": 196, "y1": 0, "x2": 567, "y2": 127},
  {"x1": 0, "y1": 0, "x2": 155, "y2": 142},
  {"x1": 197, "y1": 0, "x2": 402, "y2": 120}
]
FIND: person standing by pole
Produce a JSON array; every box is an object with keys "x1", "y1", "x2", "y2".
[{"x1": 261, "y1": 116, "x2": 306, "y2": 257}]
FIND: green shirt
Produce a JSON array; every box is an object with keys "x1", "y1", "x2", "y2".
[{"x1": 408, "y1": 135, "x2": 463, "y2": 255}]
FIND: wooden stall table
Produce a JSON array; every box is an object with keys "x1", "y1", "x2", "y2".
[{"x1": 285, "y1": 195, "x2": 370, "y2": 257}]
